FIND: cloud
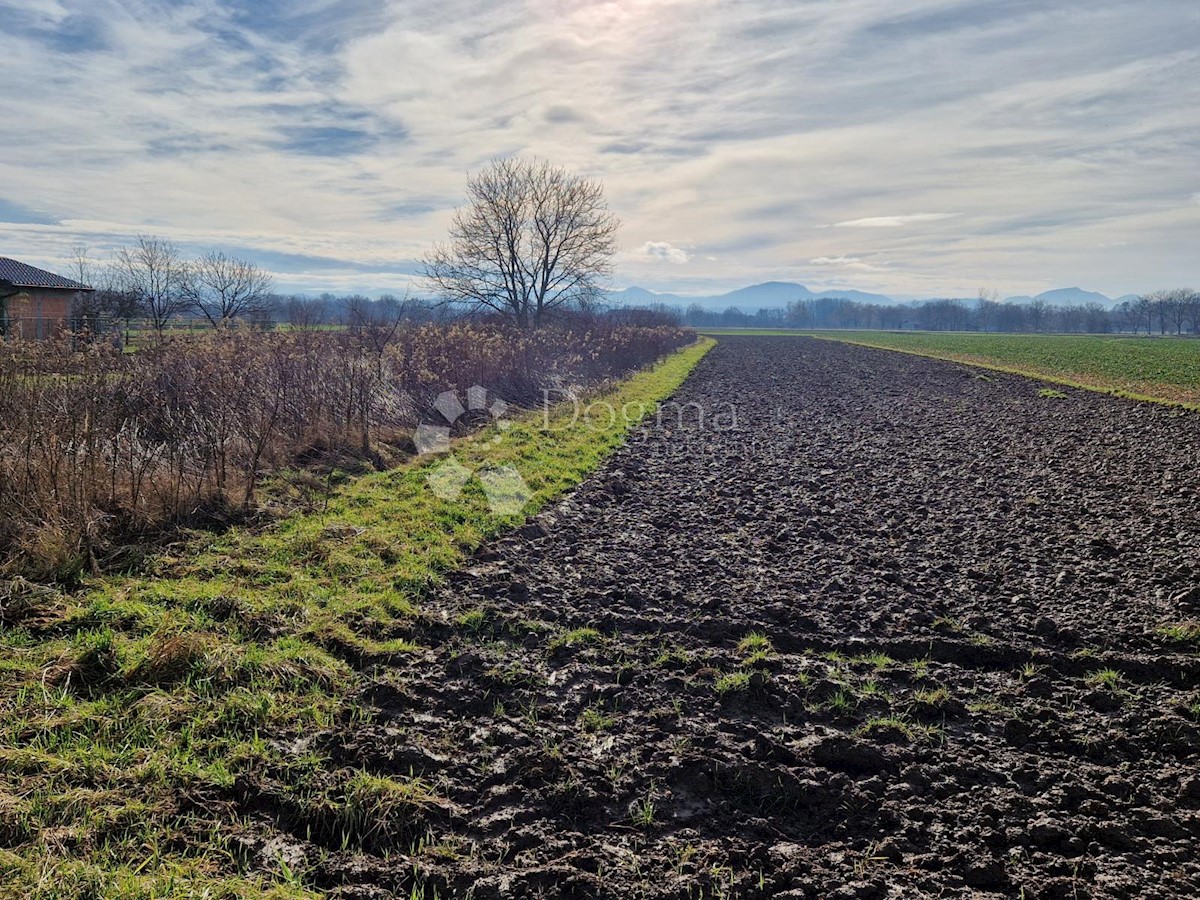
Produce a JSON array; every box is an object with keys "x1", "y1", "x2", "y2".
[
  {"x1": 0, "y1": 0, "x2": 1196, "y2": 298},
  {"x1": 641, "y1": 241, "x2": 691, "y2": 264},
  {"x1": 810, "y1": 255, "x2": 890, "y2": 272},
  {"x1": 832, "y1": 214, "x2": 962, "y2": 228}
]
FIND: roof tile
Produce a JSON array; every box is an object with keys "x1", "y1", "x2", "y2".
[{"x1": 0, "y1": 257, "x2": 93, "y2": 291}]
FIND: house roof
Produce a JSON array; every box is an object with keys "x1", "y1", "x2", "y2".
[{"x1": 0, "y1": 257, "x2": 93, "y2": 291}]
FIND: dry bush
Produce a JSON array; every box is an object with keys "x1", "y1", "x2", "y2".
[{"x1": 0, "y1": 321, "x2": 690, "y2": 580}]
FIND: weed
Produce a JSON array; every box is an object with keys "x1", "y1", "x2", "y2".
[
  {"x1": 456, "y1": 608, "x2": 487, "y2": 631},
  {"x1": 673, "y1": 843, "x2": 698, "y2": 877},
  {"x1": 741, "y1": 649, "x2": 773, "y2": 668},
  {"x1": 579, "y1": 705, "x2": 616, "y2": 733},
  {"x1": 1038, "y1": 388, "x2": 1068, "y2": 399},
  {"x1": 630, "y1": 787, "x2": 657, "y2": 828},
  {"x1": 826, "y1": 688, "x2": 856, "y2": 713},
  {"x1": 1158, "y1": 621, "x2": 1200, "y2": 644},
  {"x1": 484, "y1": 661, "x2": 543, "y2": 689},
  {"x1": 966, "y1": 698, "x2": 1009, "y2": 715},
  {"x1": 931, "y1": 616, "x2": 963, "y2": 633},
  {"x1": 913, "y1": 686, "x2": 951, "y2": 707},
  {"x1": 852, "y1": 842, "x2": 888, "y2": 877},
  {"x1": 337, "y1": 771, "x2": 442, "y2": 848},
  {"x1": 1087, "y1": 668, "x2": 1123, "y2": 690},
  {"x1": 654, "y1": 644, "x2": 693, "y2": 668},
  {"x1": 857, "y1": 715, "x2": 914, "y2": 741},
  {"x1": 714, "y1": 671, "x2": 752, "y2": 695},
  {"x1": 853, "y1": 652, "x2": 894, "y2": 671},
  {"x1": 548, "y1": 627, "x2": 603, "y2": 652},
  {"x1": 606, "y1": 761, "x2": 628, "y2": 786},
  {"x1": 737, "y1": 632, "x2": 773, "y2": 655},
  {"x1": 859, "y1": 679, "x2": 884, "y2": 698}
]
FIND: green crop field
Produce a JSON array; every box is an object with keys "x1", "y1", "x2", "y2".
[{"x1": 801, "y1": 331, "x2": 1200, "y2": 407}]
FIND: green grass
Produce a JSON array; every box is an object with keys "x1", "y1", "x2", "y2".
[
  {"x1": 736, "y1": 632, "x2": 774, "y2": 668},
  {"x1": 714, "y1": 671, "x2": 752, "y2": 694},
  {"x1": 851, "y1": 652, "x2": 894, "y2": 671},
  {"x1": 0, "y1": 337, "x2": 714, "y2": 898},
  {"x1": 1158, "y1": 621, "x2": 1200, "y2": 645},
  {"x1": 1087, "y1": 668, "x2": 1124, "y2": 690},
  {"x1": 801, "y1": 331, "x2": 1200, "y2": 407},
  {"x1": 736, "y1": 632, "x2": 772, "y2": 654},
  {"x1": 548, "y1": 627, "x2": 604, "y2": 652},
  {"x1": 578, "y1": 705, "x2": 616, "y2": 733},
  {"x1": 629, "y1": 789, "x2": 657, "y2": 828}
]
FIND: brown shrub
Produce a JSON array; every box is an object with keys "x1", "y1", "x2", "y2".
[{"x1": 0, "y1": 321, "x2": 691, "y2": 579}]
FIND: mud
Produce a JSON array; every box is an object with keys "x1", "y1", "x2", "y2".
[{"x1": 244, "y1": 336, "x2": 1200, "y2": 898}]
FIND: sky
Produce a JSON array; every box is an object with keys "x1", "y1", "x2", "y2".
[{"x1": 1, "y1": 0, "x2": 1198, "y2": 300}]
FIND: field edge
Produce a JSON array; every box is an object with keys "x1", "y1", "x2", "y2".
[
  {"x1": 0, "y1": 336, "x2": 715, "y2": 899},
  {"x1": 802, "y1": 331, "x2": 1200, "y2": 411}
]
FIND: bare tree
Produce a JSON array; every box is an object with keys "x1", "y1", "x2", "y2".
[
  {"x1": 285, "y1": 295, "x2": 328, "y2": 332},
  {"x1": 1161, "y1": 288, "x2": 1195, "y2": 335},
  {"x1": 182, "y1": 251, "x2": 274, "y2": 327},
  {"x1": 349, "y1": 293, "x2": 411, "y2": 369},
  {"x1": 1133, "y1": 294, "x2": 1156, "y2": 334},
  {"x1": 1083, "y1": 302, "x2": 1110, "y2": 334},
  {"x1": 68, "y1": 246, "x2": 107, "y2": 336},
  {"x1": 66, "y1": 246, "x2": 134, "y2": 339},
  {"x1": 423, "y1": 157, "x2": 619, "y2": 328},
  {"x1": 1028, "y1": 297, "x2": 1049, "y2": 332},
  {"x1": 976, "y1": 288, "x2": 1001, "y2": 333},
  {"x1": 113, "y1": 235, "x2": 188, "y2": 339},
  {"x1": 1182, "y1": 290, "x2": 1200, "y2": 335}
]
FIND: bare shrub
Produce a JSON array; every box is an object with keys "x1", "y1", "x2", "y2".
[{"x1": 0, "y1": 321, "x2": 690, "y2": 580}]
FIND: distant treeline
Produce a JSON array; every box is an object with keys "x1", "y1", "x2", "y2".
[
  {"x1": 67, "y1": 237, "x2": 680, "y2": 336},
  {"x1": 656, "y1": 290, "x2": 1200, "y2": 334},
  {"x1": 64, "y1": 238, "x2": 1196, "y2": 337}
]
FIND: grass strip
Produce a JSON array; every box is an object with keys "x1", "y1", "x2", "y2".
[{"x1": 0, "y1": 337, "x2": 714, "y2": 898}]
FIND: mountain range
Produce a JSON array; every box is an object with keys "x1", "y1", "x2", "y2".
[{"x1": 607, "y1": 282, "x2": 1137, "y2": 311}]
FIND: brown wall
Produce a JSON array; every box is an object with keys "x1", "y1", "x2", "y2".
[{"x1": 2, "y1": 288, "x2": 75, "y2": 339}]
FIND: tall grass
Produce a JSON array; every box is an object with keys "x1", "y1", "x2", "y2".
[{"x1": 0, "y1": 320, "x2": 690, "y2": 580}]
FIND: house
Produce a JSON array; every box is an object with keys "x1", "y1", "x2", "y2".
[{"x1": 0, "y1": 257, "x2": 93, "y2": 339}]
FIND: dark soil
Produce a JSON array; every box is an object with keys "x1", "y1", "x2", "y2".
[{"x1": 246, "y1": 336, "x2": 1200, "y2": 898}]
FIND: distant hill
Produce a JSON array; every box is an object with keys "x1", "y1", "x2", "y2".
[
  {"x1": 607, "y1": 281, "x2": 898, "y2": 310},
  {"x1": 1035, "y1": 287, "x2": 1115, "y2": 307},
  {"x1": 605, "y1": 286, "x2": 687, "y2": 307},
  {"x1": 1002, "y1": 287, "x2": 1119, "y2": 307},
  {"x1": 610, "y1": 282, "x2": 1133, "y2": 311}
]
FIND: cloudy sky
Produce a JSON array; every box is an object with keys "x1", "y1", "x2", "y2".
[{"x1": 1, "y1": 0, "x2": 1198, "y2": 299}]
